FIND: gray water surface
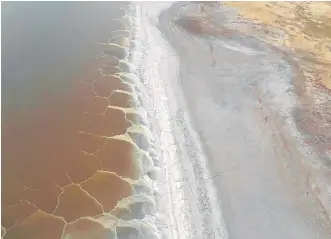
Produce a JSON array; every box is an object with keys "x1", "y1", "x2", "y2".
[{"x1": 2, "y1": 2, "x2": 127, "y2": 117}]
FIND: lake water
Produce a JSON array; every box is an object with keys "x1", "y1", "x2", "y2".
[{"x1": 1, "y1": 2, "x2": 147, "y2": 239}]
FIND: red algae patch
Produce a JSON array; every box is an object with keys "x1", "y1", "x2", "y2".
[{"x1": 175, "y1": 16, "x2": 234, "y2": 38}]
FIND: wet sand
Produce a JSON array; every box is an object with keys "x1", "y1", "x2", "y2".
[{"x1": 2, "y1": 2, "x2": 155, "y2": 239}]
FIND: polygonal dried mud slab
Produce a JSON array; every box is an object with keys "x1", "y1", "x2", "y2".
[
  {"x1": 53, "y1": 184, "x2": 104, "y2": 223},
  {"x1": 93, "y1": 75, "x2": 133, "y2": 97},
  {"x1": 63, "y1": 216, "x2": 117, "y2": 239},
  {"x1": 111, "y1": 195, "x2": 156, "y2": 221},
  {"x1": 73, "y1": 131, "x2": 107, "y2": 154},
  {"x1": 100, "y1": 55, "x2": 119, "y2": 67},
  {"x1": 125, "y1": 113, "x2": 148, "y2": 125},
  {"x1": 65, "y1": 150, "x2": 102, "y2": 184},
  {"x1": 118, "y1": 60, "x2": 135, "y2": 73},
  {"x1": 2, "y1": 7, "x2": 146, "y2": 239},
  {"x1": 75, "y1": 95, "x2": 110, "y2": 115},
  {"x1": 1, "y1": 171, "x2": 26, "y2": 207},
  {"x1": 84, "y1": 107, "x2": 131, "y2": 137},
  {"x1": 96, "y1": 139, "x2": 141, "y2": 179},
  {"x1": 79, "y1": 67, "x2": 102, "y2": 84},
  {"x1": 46, "y1": 165, "x2": 73, "y2": 188},
  {"x1": 100, "y1": 66, "x2": 122, "y2": 75},
  {"x1": 80, "y1": 171, "x2": 133, "y2": 212},
  {"x1": 1, "y1": 200, "x2": 38, "y2": 229},
  {"x1": 117, "y1": 73, "x2": 136, "y2": 84},
  {"x1": 109, "y1": 91, "x2": 138, "y2": 108},
  {"x1": 109, "y1": 36, "x2": 131, "y2": 48},
  {"x1": 21, "y1": 186, "x2": 63, "y2": 214},
  {"x1": 100, "y1": 43, "x2": 129, "y2": 59},
  {"x1": 4, "y1": 211, "x2": 66, "y2": 239}
]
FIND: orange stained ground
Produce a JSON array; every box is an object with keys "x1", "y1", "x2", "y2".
[{"x1": 222, "y1": 1, "x2": 331, "y2": 155}]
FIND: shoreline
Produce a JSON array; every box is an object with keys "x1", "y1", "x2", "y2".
[
  {"x1": 134, "y1": 2, "x2": 229, "y2": 238},
  {"x1": 2, "y1": 2, "x2": 330, "y2": 239}
]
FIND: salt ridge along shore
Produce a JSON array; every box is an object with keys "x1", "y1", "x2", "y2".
[{"x1": 134, "y1": 2, "x2": 229, "y2": 239}]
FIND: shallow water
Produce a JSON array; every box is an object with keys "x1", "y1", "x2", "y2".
[
  {"x1": 1, "y1": 2, "x2": 154, "y2": 239},
  {"x1": 2, "y1": 2, "x2": 331, "y2": 239}
]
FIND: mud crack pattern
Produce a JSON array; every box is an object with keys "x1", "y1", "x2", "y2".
[{"x1": 2, "y1": 4, "x2": 159, "y2": 239}]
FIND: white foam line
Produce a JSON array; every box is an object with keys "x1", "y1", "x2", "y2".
[
  {"x1": 133, "y1": 2, "x2": 191, "y2": 239},
  {"x1": 133, "y1": 2, "x2": 231, "y2": 239}
]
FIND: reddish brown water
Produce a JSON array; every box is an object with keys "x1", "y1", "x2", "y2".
[{"x1": 1, "y1": 2, "x2": 141, "y2": 238}]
